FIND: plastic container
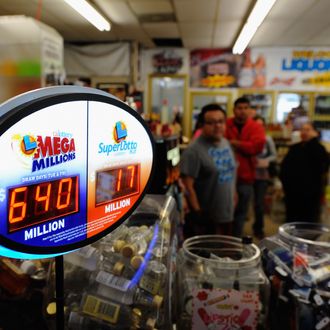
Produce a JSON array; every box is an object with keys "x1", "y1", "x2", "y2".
[
  {"x1": 176, "y1": 235, "x2": 269, "y2": 330},
  {"x1": 43, "y1": 195, "x2": 176, "y2": 330},
  {"x1": 259, "y1": 222, "x2": 330, "y2": 330}
]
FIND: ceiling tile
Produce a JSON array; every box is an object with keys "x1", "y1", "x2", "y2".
[
  {"x1": 250, "y1": 19, "x2": 293, "y2": 46},
  {"x1": 213, "y1": 20, "x2": 241, "y2": 47},
  {"x1": 179, "y1": 22, "x2": 213, "y2": 38},
  {"x1": 95, "y1": 0, "x2": 139, "y2": 25},
  {"x1": 128, "y1": 0, "x2": 173, "y2": 15},
  {"x1": 268, "y1": 0, "x2": 316, "y2": 19},
  {"x1": 143, "y1": 22, "x2": 179, "y2": 38},
  {"x1": 182, "y1": 36, "x2": 212, "y2": 49},
  {"x1": 275, "y1": 14, "x2": 330, "y2": 45},
  {"x1": 299, "y1": 0, "x2": 330, "y2": 21},
  {"x1": 218, "y1": 0, "x2": 253, "y2": 20},
  {"x1": 306, "y1": 22, "x2": 330, "y2": 45},
  {"x1": 174, "y1": 0, "x2": 217, "y2": 21}
]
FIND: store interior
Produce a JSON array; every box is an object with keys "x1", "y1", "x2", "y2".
[{"x1": 0, "y1": 0, "x2": 330, "y2": 329}]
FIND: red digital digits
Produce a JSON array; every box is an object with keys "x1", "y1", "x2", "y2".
[
  {"x1": 34, "y1": 182, "x2": 51, "y2": 215},
  {"x1": 116, "y1": 168, "x2": 123, "y2": 192},
  {"x1": 115, "y1": 165, "x2": 137, "y2": 192},
  {"x1": 8, "y1": 176, "x2": 78, "y2": 229},
  {"x1": 8, "y1": 187, "x2": 28, "y2": 223},
  {"x1": 127, "y1": 165, "x2": 135, "y2": 188},
  {"x1": 56, "y1": 178, "x2": 73, "y2": 209},
  {"x1": 96, "y1": 164, "x2": 140, "y2": 206},
  {"x1": 116, "y1": 165, "x2": 137, "y2": 192}
]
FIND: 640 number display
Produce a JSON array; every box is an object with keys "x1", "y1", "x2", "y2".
[{"x1": 8, "y1": 176, "x2": 79, "y2": 232}]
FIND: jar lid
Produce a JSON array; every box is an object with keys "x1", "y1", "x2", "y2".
[
  {"x1": 122, "y1": 244, "x2": 136, "y2": 258},
  {"x1": 113, "y1": 262, "x2": 125, "y2": 276},
  {"x1": 139, "y1": 225, "x2": 149, "y2": 231},
  {"x1": 132, "y1": 307, "x2": 142, "y2": 316},
  {"x1": 152, "y1": 294, "x2": 163, "y2": 308},
  {"x1": 146, "y1": 318, "x2": 157, "y2": 330},
  {"x1": 131, "y1": 256, "x2": 144, "y2": 269},
  {"x1": 46, "y1": 302, "x2": 56, "y2": 315},
  {"x1": 131, "y1": 307, "x2": 142, "y2": 326},
  {"x1": 113, "y1": 240, "x2": 125, "y2": 252}
]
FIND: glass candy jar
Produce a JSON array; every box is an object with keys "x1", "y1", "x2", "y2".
[
  {"x1": 176, "y1": 235, "x2": 269, "y2": 330},
  {"x1": 259, "y1": 222, "x2": 330, "y2": 330}
]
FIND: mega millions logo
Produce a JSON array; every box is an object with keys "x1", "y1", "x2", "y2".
[
  {"x1": 11, "y1": 133, "x2": 76, "y2": 172},
  {"x1": 113, "y1": 121, "x2": 127, "y2": 143}
]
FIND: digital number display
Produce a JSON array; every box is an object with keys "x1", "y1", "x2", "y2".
[
  {"x1": 8, "y1": 176, "x2": 79, "y2": 232},
  {"x1": 96, "y1": 164, "x2": 140, "y2": 206}
]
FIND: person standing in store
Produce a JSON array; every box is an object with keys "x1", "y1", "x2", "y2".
[
  {"x1": 252, "y1": 115, "x2": 277, "y2": 239},
  {"x1": 225, "y1": 97, "x2": 266, "y2": 237},
  {"x1": 180, "y1": 104, "x2": 236, "y2": 237},
  {"x1": 280, "y1": 122, "x2": 329, "y2": 223}
]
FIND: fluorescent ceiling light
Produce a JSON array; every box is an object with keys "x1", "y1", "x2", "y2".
[
  {"x1": 64, "y1": 0, "x2": 111, "y2": 31},
  {"x1": 232, "y1": 0, "x2": 277, "y2": 54}
]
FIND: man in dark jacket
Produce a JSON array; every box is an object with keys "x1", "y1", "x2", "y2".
[
  {"x1": 225, "y1": 97, "x2": 266, "y2": 236},
  {"x1": 280, "y1": 122, "x2": 329, "y2": 222}
]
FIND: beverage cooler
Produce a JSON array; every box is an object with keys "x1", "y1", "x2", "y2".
[
  {"x1": 50, "y1": 194, "x2": 178, "y2": 330},
  {"x1": 238, "y1": 89, "x2": 275, "y2": 122}
]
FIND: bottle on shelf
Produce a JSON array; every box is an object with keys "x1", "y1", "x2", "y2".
[
  {"x1": 68, "y1": 311, "x2": 113, "y2": 330},
  {"x1": 79, "y1": 293, "x2": 137, "y2": 328},
  {"x1": 129, "y1": 308, "x2": 161, "y2": 330},
  {"x1": 116, "y1": 255, "x2": 145, "y2": 279},
  {"x1": 79, "y1": 293, "x2": 161, "y2": 329},
  {"x1": 64, "y1": 245, "x2": 101, "y2": 271},
  {"x1": 160, "y1": 99, "x2": 170, "y2": 125},
  {"x1": 102, "y1": 255, "x2": 144, "y2": 279},
  {"x1": 101, "y1": 252, "x2": 129, "y2": 274},
  {"x1": 90, "y1": 269, "x2": 164, "y2": 308},
  {"x1": 139, "y1": 260, "x2": 168, "y2": 295},
  {"x1": 99, "y1": 225, "x2": 129, "y2": 256},
  {"x1": 121, "y1": 226, "x2": 154, "y2": 258},
  {"x1": 134, "y1": 288, "x2": 163, "y2": 309}
]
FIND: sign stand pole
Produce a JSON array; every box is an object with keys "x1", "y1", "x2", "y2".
[{"x1": 55, "y1": 255, "x2": 64, "y2": 330}]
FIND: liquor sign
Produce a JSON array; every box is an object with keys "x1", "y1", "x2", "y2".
[{"x1": 0, "y1": 86, "x2": 154, "y2": 257}]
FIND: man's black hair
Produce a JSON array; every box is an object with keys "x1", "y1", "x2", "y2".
[
  {"x1": 200, "y1": 103, "x2": 226, "y2": 124},
  {"x1": 234, "y1": 97, "x2": 250, "y2": 107}
]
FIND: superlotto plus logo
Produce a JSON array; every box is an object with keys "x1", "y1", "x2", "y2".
[
  {"x1": 98, "y1": 121, "x2": 137, "y2": 156},
  {"x1": 11, "y1": 132, "x2": 76, "y2": 172},
  {"x1": 113, "y1": 121, "x2": 127, "y2": 143}
]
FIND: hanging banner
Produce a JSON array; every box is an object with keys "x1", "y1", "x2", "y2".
[
  {"x1": 141, "y1": 48, "x2": 189, "y2": 81},
  {"x1": 64, "y1": 43, "x2": 130, "y2": 77},
  {"x1": 190, "y1": 48, "x2": 266, "y2": 89}
]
